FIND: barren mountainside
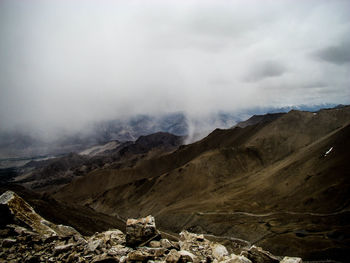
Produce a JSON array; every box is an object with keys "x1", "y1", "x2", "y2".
[{"x1": 53, "y1": 106, "x2": 350, "y2": 262}]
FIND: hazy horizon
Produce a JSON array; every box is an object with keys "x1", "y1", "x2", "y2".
[{"x1": 1, "y1": 0, "x2": 349, "y2": 138}]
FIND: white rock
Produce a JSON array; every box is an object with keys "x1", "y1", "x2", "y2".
[
  {"x1": 211, "y1": 243, "x2": 229, "y2": 260},
  {"x1": 280, "y1": 257, "x2": 303, "y2": 263},
  {"x1": 224, "y1": 254, "x2": 252, "y2": 263}
]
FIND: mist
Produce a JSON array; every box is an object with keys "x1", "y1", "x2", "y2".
[{"x1": 1, "y1": 0, "x2": 349, "y2": 140}]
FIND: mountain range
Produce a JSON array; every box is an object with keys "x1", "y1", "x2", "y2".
[
  {"x1": 51, "y1": 105, "x2": 350, "y2": 262},
  {"x1": 1, "y1": 104, "x2": 349, "y2": 262}
]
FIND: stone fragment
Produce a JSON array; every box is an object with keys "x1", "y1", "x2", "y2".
[
  {"x1": 280, "y1": 257, "x2": 303, "y2": 263},
  {"x1": 165, "y1": 249, "x2": 181, "y2": 263},
  {"x1": 126, "y1": 215, "x2": 160, "y2": 247}
]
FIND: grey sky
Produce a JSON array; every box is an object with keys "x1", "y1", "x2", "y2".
[{"x1": 0, "y1": 0, "x2": 349, "y2": 136}]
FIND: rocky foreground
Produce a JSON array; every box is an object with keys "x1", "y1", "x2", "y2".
[{"x1": 0, "y1": 191, "x2": 301, "y2": 263}]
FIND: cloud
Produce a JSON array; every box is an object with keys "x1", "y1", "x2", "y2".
[
  {"x1": 245, "y1": 60, "x2": 287, "y2": 82},
  {"x1": 313, "y1": 40, "x2": 350, "y2": 65},
  {"x1": 0, "y1": 0, "x2": 349, "y2": 139}
]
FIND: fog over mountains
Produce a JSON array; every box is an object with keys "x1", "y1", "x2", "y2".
[
  {"x1": 1, "y1": 0, "x2": 349, "y2": 141},
  {"x1": 0, "y1": 104, "x2": 340, "y2": 159}
]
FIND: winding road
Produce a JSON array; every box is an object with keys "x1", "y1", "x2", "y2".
[{"x1": 197, "y1": 209, "x2": 350, "y2": 217}]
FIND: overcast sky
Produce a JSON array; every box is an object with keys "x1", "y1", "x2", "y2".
[{"x1": 1, "y1": 0, "x2": 349, "y2": 135}]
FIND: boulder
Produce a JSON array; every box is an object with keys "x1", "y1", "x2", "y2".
[
  {"x1": 210, "y1": 243, "x2": 229, "y2": 260},
  {"x1": 0, "y1": 191, "x2": 81, "y2": 238},
  {"x1": 126, "y1": 215, "x2": 160, "y2": 247},
  {"x1": 0, "y1": 191, "x2": 56, "y2": 236},
  {"x1": 280, "y1": 257, "x2": 303, "y2": 263}
]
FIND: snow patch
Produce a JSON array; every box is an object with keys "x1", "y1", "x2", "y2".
[{"x1": 324, "y1": 147, "x2": 333, "y2": 157}]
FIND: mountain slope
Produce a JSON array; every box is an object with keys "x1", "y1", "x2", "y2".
[{"x1": 54, "y1": 106, "x2": 350, "y2": 261}]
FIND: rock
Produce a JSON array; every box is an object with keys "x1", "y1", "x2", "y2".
[
  {"x1": 160, "y1": 239, "x2": 178, "y2": 250},
  {"x1": 141, "y1": 247, "x2": 167, "y2": 257},
  {"x1": 2, "y1": 238, "x2": 16, "y2": 247},
  {"x1": 0, "y1": 191, "x2": 56, "y2": 236},
  {"x1": 221, "y1": 254, "x2": 252, "y2": 263},
  {"x1": 54, "y1": 243, "x2": 74, "y2": 255},
  {"x1": 149, "y1": 240, "x2": 161, "y2": 248},
  {"x1": 196, "y1": 234, "x2": 205, "y2": 241},
  {"x1": 280, "y1": 257, "x2": 303, "y2": 263},
  {"x1": 107, "y1": 245, "x2": 131, "y2": 257},
  {"x1": 210, "y1": 243, "x2": 229, "y2": 260},
  {"x1": 241, "y1": 246, "x2": 279, "y2": 263},
  {"x1": 165, "y1": 249, "x2": 181, "y2": 263},
  {"x1": 87, "y1": 239, "x2": 103, "y2": 252},
  {"x1": 126, "y1": 215, "x2": 160, "y2": 247},
  {"x1": 179, "y1": 230, "x2": 220, "y2": 260},
  {"x1": 0, "y1": 191, "x2": 81, "y2": 238},
  {"x1": 102, "y1": 229, "x2": 125, "y2": 246},
  {"x1": 178, "y1": 250, "x2": 198, "y2": 263},
  {"x1": 128, "y1": 250, "x2": 152, "y2": 261},
  {"x1": 119, "y1": 255, "x2": 127, "y2": 263}
]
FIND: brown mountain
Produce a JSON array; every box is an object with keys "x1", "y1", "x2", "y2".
[
  {"x1": 13, "y1": 132, "x2": 183, "y2": 192},
  {"x1": 53, "y1": 106, "x2": 350, "y2": 262}
]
